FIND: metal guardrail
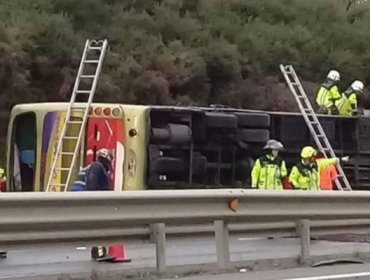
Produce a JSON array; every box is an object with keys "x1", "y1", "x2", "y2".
[
  {"x1": 164, "y1": 219, "x2": 370, "y2": 238},
  {"x1": 2, "y1": 189, "x2": 370, "y2": 272}
]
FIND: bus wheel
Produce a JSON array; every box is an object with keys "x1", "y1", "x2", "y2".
[
  {"x1": 205, "y1": 112, "x2": 238, "y2": 128},
  {"x1": 240, "y1": 129, "x2": 270, "y2": 143},
  {"x1": 235, "y1": 113, "x2": 270, "y2": 128}
]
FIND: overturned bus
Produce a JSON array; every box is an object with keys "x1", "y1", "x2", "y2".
[{"x1": 6, "y1": 102, "x2": 370, "y2": 192}]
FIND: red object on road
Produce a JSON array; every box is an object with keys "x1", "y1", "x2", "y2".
[{"x1": 108, "y1": 243, "x2": 131, "y2": 262}]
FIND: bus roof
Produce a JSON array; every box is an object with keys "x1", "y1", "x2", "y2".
[
  {"x1": 10, "y1": 102, "x2": 150, "y2": 116},
  {"x1": 10, "y1": 102, "x2": 366, "y2": 120}
]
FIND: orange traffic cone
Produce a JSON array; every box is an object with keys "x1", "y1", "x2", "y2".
[{"x1": 107, "y1": 243, "x2": 131, "y2": 263}]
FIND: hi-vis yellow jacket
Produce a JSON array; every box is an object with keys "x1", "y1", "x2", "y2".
[
  {"x1": 335, "y1": 89, "x2": 357, "y2": 116},
  {"x1": 251, "y1": 154, "x2": 287, "y2": 190},
  {"x1": 316, "y1": 81, "x2": 341, "y2": 108},
  {"x1": 289, "y1": 158, "x2": 338, "y2": 190}
]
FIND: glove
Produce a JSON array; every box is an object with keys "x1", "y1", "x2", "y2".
[{"x1": 341, "y1": 156, "x2": 350, "y2": 162}]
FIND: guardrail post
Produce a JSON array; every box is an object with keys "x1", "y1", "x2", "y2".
[
  {"x1": 296, "y1": 219, "x2": 311, "y2": 264},
  {"x1": 214, "y1": 220, "x2": 230, "y2": 269},
  {"x1": 152, "y1": 223, "x2": 167, "y2": 272}
]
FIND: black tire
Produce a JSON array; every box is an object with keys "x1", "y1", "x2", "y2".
[
  {"x1": 168, "y1": 124, "x2": 192, "y2": 144},
  {"x1": 151, "y1": 124, "x2": 191, "y2": 144},
  {"x1": 151, "y1": 157, "x2": 185, "y2": 174},
  {"x1": 151, "y1": 127, "x2": 170, "y2": 142},
  {"x1": 235, "y1": 113, "x2": 270, "y2": 128},
  {"x1": 205, "y1": 112, "x2": 238, "y2": 128},
  {"x1": 240, "y1": 129, "x2": 270, "y2": 143}
]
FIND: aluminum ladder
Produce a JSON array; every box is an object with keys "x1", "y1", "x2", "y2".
[
  {"x1": 46, "y1": 39, "x2": 108, "y2": 192},
  {"x1": 279, "y1": 64, "x2": 352, "y2": 191}
]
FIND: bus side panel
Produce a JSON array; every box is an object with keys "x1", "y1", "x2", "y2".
[
  {"x1": 40, "y1": 112, "x2": 58, "y2": 190},
  {"x1": 41, "y1": 111, "x2": 65, "y2": 191}
]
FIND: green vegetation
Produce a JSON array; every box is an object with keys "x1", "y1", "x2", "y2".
[{"x1": 0, "y1": 0, "x2": 370, "y2": 161}]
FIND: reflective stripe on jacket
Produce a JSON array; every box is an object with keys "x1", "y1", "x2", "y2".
[
  {"x1": 289, "y1": 158, "x2": 338, "y2": 190},
  {"x1": 316, "y1": 81, "x2": 341, "y2": 108},
  {"x1": 251, "y1": 154, "x2": 287, "y2": 190}
]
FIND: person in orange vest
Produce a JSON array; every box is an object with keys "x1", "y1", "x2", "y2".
[{"x1": 315, "y1": 152, "x2": 338, "y2": 190}]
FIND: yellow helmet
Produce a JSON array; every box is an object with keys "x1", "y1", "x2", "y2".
[{"x1": 300, "y1": 146, "x2": 317, "y2": 159}]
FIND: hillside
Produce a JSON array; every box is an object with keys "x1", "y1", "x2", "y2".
[{"x1": 1, "y1": 0, "x2": 370, "y2": 163}]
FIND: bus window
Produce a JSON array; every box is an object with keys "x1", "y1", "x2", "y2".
[{"x1": 11, "y1": 113, "x2": 37, "y2": 191}]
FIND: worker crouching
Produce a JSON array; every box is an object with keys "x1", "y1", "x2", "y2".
[
  {"x1": 71, "y1": 148, "x2": 113, "y2": 191},
  {"x1": 316, "y1": 70, "x2": 341, "y2": 115},
  {"x1": 251, "y1": 140, "x2": 287, "y2": 190},
  {"x1": 336, "y1": 80, "x2": 364, "y2": 116}
]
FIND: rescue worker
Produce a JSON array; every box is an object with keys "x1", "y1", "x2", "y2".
[
  {"x1": 316, "y1": 70, "x2": 341, "y2": 115},
  {"x1": 71, "y1": 165, "x2": 91, "y2": 191},
  {"x1": 72, "y1": 148, "x2": 113, "y2": 191},
  {"x1": 251, "y1": 139, "x2": 287, "y2": 190},
  {"x1": 315, "y1": 152, "x2": 338, "y2": 191},
  {"x1": 336, "y1": 80, "x2": 364, "y2": 116},
  {"x1": 289, "y1": 146, "x2": 348, "y2": 191}
]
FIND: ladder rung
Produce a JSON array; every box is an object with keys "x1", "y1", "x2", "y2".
[
  {"x1": 61, "y1": 152, "x2": 75, "y2": 155},
  {"x1": 88, "y1": 46, "x2": 102, "y2": 50},
  {"x1": 80, "y1": 75, "x2": 96, "y2": 79},
  {"x1": 63, "y1": 136, "x2": 79, "y2": 140},
  {"x1": 67, "y1": 120, "x2": 83, "y2": 124},
  {"x1": 50, "y1": 183, "x2": 66, "y2": 186},
  {"x1": 76, "y1": 90, "x2": 91, "y2": 94},
  {"x1": 84, "y1": 60, "x2": 99, "y2": 63},
  {"x1": 56, "y1": 167, "x2": 71, "y2": 171}
]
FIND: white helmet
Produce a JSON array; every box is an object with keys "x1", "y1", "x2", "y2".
[
  {"x1": 351, "y1": 80, "x2": 364, "y2": 92},
  {"x1": 263, "y1": 139, "x2": 284, "y2": 151},
  {"x1": 97, "y1": 148, "x2": 113, "y2": 162},
  {"x1": 327, "y1": 70, "x2": 340, "y2": 81}
]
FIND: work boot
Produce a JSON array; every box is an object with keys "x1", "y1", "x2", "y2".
[
  {"x1": 317, "y1": 106, "x2": 329, "y2": 114},
  {"x1": 329, "y1": 105, "x2": 339, "y2": 115}
]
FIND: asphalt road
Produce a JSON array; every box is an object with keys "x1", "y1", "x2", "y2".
[
  {"x1": 1, "y1": 235, "x2": 370, "y2": 279},
  {"x1": 163, "y1": 263, "x2": 370, "y2": 280}
]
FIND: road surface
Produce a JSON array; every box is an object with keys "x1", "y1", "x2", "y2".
[
  {"x1": 1, "y1": 235, "x2": 370, "y2": 279},
  {"x1": 163, "y1": 263, "x2": 370, "y2": 280}
]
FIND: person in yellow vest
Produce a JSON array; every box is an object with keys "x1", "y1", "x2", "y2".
[
  {"x1": 289, "y1": 146, "x2": 348, "y2": 191},
  {"x1": 336, "y1": 80, "x2": 364, "y2": 116},
  {"x1": 316, "y1": 70, "x2": 341, "y2": 115},
  {"x1": 251, "y1": 139, "x2": 287, "y2": 190}
]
